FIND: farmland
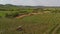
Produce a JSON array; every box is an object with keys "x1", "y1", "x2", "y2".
[{"x1": 0, "y1": 4, "x2": 60, "y2": 34}]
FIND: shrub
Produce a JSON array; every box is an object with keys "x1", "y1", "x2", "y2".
[
  {"x1": 51, "y1": 10, "x2": 60, "y2": 13},
  {"x1": 5, "y1": 12, "x2": 19, "y2": 18}
]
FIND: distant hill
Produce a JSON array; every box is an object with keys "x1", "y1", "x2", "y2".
[
  {"x1": 0, "y1": 4, "x2": 60, "y2": 11},
  {"x1": 0, "y1": 4, "x2": 60, "y2": 8}
]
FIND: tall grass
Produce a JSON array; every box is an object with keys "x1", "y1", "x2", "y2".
[{"x1": 0, "y1": 13, "x2": 60, "y2": 34}]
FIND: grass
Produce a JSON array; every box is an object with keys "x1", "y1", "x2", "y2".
[
  {"x1": 0, "y1": 13, "x2": 60, "y2": 34},
  {"x1": 56, "y1": 27, "x2": 60, "y2": 34}
]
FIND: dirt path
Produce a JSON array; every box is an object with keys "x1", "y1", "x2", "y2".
[
  {"x1": 16, "y1": 15, "x2": 27, "y2": 18},
  {"x1": 16, "y1": 13, "x2": 41, "y2": 18},
  {"x1": 16, "y1": 11, "x2": 51, "y2": 18}
]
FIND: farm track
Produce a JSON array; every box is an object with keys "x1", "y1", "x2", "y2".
[{"x1": 44, "y1": 24, "x2": 59, "y2": 34}]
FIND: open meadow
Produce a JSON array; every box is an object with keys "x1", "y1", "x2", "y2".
[
  {"x1": 0, "y1": 13, "x2": 60, "y2": 34},
  {"x1": 0, "y1": 4, "x2": 60, "y2": 34}
]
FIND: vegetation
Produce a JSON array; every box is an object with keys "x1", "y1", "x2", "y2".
[{"x1": 0, "y1": 4, "x2": 60, "y2": 34}]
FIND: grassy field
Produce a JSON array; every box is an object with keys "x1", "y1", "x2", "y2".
[
  {"x1": 0, "y1": 4, "x2": 60, "y2": 34},
  {"x1": 0, "y1": 13, "x2": 60, "y2": 34}
]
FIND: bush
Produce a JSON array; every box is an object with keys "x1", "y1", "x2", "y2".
[
  {"x1": 5, "y1": 13, "x2": 13, "y2": 18},
  {"x1": 5, "y1": 12, "x2": 19, "y2": 18},
  {"x1": 51, "y1": 10, "x2": 60, "y2": 13},
  {"x1": 12, "y1": 12, "x2": 19, "y2": 17}
]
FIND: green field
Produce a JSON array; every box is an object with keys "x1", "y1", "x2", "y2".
[
  {"x1": 0, "y1": 13, "x2": 60, "y2": 34},
  {"x1": 0, "y1": 4, "x2": 60, "y2": 34}
]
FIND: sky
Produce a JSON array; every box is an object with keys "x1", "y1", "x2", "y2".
[{"x1": 0, "y1": 0, "x2": 60, "y2": 6}]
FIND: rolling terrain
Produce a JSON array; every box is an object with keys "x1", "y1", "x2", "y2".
[
  {"x1": 0, "y1": 4, "x2": 60, "y2": 34},
  {"x1": 0, "y1": 13, "x2": 60, "y2": 34}
]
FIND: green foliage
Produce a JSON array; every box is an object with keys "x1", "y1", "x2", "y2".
[
  {"x1": 51, "y1": 10, "x2": 60, "y2": 13},
  {"x1": 5, "y1": 12, "x2": 19, "y2": 18},
  {"x1": 19, "y1": 10, "x2": 30, "y2": 14},
  {"x1": 0, "y1": 13, "x2": 60, "y2": 34},
  {"x1": 32, "y1": 8, "x2": 44, "y2": 13},
  {"x1": 0, "y1": 4, "x2": 60, "y2": 34}
]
